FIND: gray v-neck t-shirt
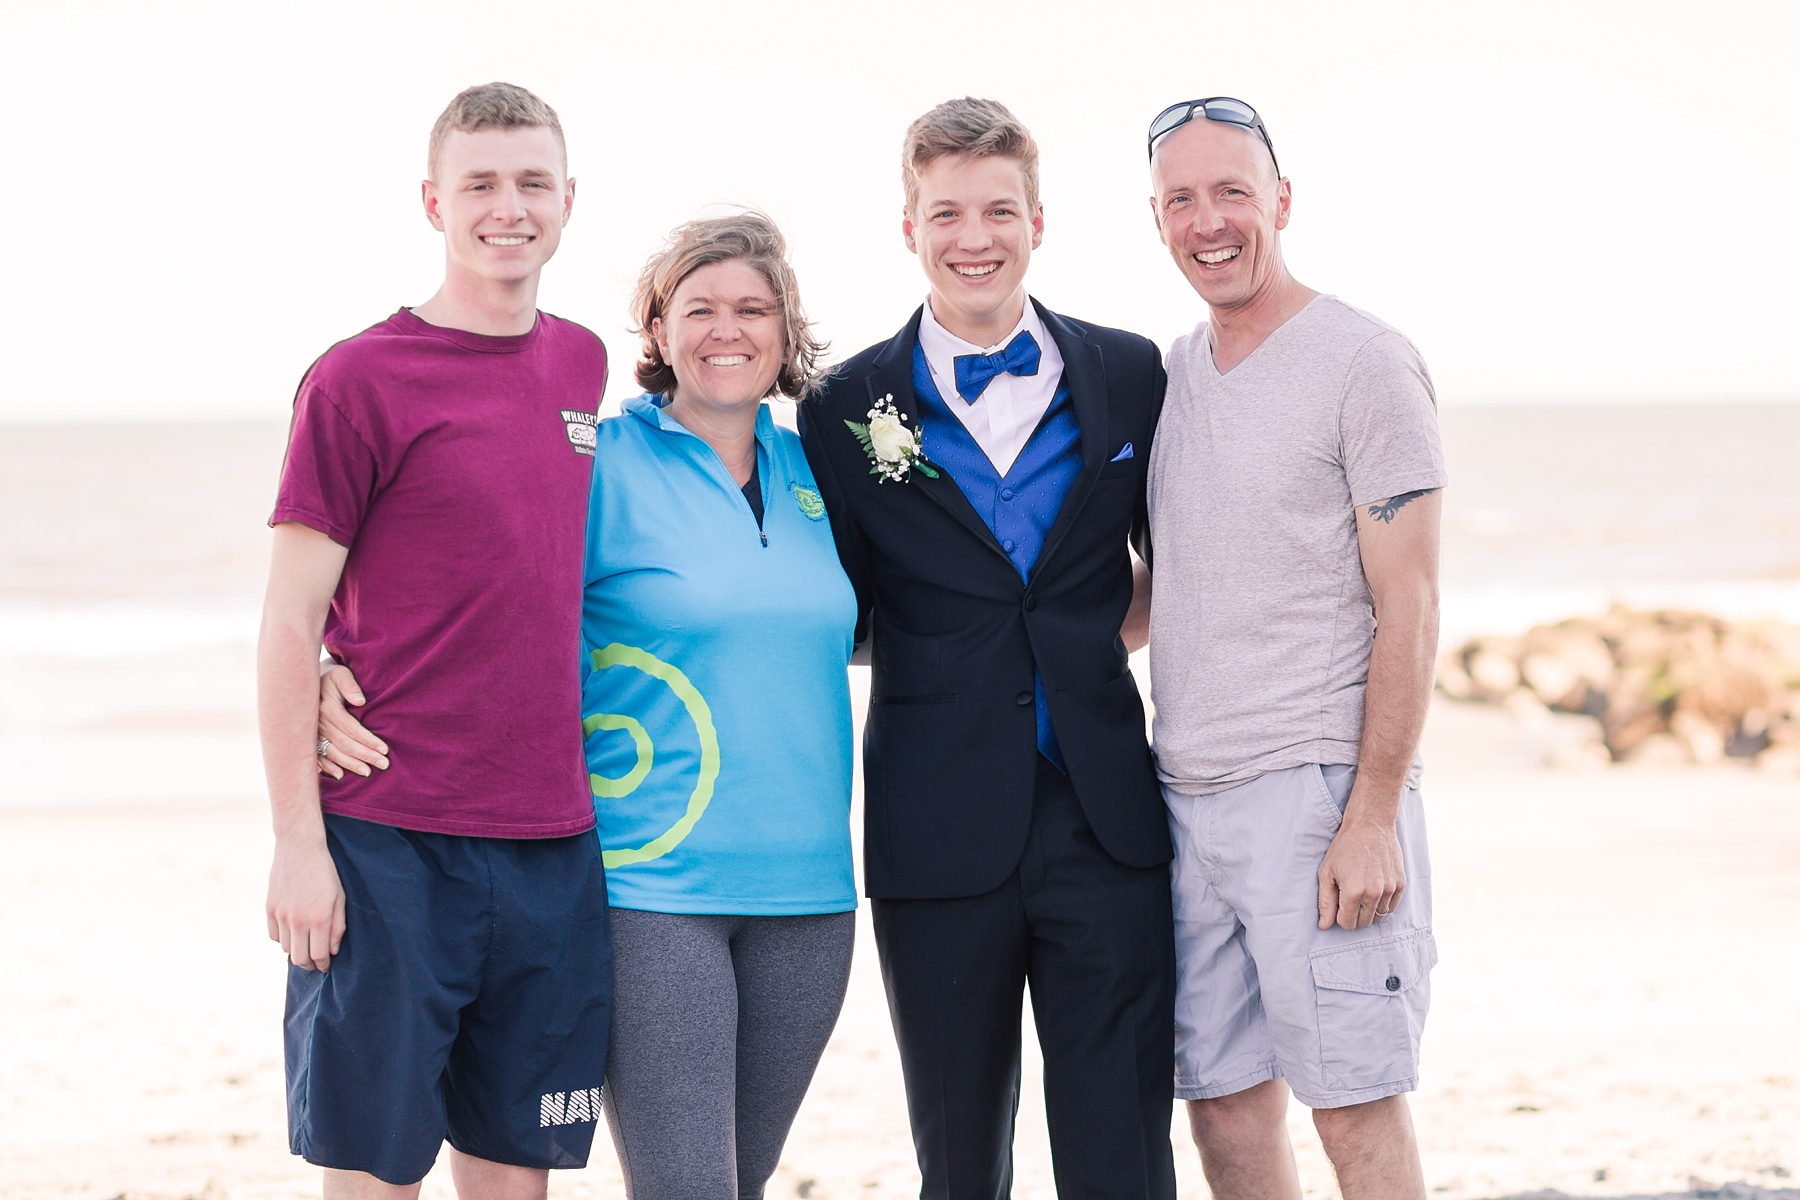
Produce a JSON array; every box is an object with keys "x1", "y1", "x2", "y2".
[{"x1": 1146, "y1": 295, "x2": 1447, "y2": 795}]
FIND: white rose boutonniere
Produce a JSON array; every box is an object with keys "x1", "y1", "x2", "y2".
[{"x1": 844, "y1": 394, "x2": 940, "y2": 483}]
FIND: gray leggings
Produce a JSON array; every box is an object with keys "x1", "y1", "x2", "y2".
[{"x1": 602, "y1": 908, "x2": 855, "y2": 1200}]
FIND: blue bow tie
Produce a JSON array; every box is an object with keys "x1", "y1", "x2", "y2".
[{"x1": 953, "y1": 331, "x2": 1041, "y2": 403}]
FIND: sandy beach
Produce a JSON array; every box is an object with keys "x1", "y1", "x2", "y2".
[
  {"x1": 2, "y1": 698, "x2": 1797, "y2": 1200},
  {"x1": 2, "y1": 412, "x2": 1798, "y2": 1199}
]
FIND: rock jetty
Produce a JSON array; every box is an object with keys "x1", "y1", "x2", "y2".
[{"x1": 1437, "y1": 606, "x2": 1800, "y2": 770}]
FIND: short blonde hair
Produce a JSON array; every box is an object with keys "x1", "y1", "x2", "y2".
[
  {"x1": 428, "y1": 82, "x2": 565, "y2": 180},
  {"x1": 630, "y1": 211, "x2": 826, "y2": 400},
  {"x1": 901, "y1": 97, "x2": 1041, "y2": 214}
]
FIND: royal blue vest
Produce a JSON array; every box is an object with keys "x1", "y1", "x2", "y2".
[{"x1": 912, "y1": 344, "x2": 1083, "y2": 769}]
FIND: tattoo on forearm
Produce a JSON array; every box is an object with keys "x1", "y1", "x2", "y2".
[{"x1": 1367, "y1": 489, "x2": 1437, "y2": 524}]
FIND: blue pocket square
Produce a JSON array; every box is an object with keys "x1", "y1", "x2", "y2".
[{"x1": 1109, "y1": 442, "x2": 1135, "y2": 462}]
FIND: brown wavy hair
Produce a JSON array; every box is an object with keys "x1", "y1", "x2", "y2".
[{"x1": 630, "y1": 211, "x2": 826, "y2": 400}]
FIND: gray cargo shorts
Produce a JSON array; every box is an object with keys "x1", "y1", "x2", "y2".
[{"x1": 1165, "y1": 762, "x2": 1436, "y2": 1110}]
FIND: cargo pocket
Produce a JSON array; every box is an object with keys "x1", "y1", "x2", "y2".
[{"x1": 1308, "y1": 928, "x2": 1437, "y2": 1093}]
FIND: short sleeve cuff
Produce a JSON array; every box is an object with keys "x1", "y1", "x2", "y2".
[{"x1": 269, "y1": 505, "x2": 355, "y2": 548}]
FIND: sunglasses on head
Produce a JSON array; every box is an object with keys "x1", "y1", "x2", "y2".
[{"x1": 1146, "y1": 96, "x2": 1281, "y2": 177}]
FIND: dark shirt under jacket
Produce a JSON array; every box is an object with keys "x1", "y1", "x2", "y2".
[{"x1": 798, "y1": 301, "x2": 1173, "y2": 901}]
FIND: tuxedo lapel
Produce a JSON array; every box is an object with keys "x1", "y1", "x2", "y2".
[
  {"x1": 864, "y1": 309, "x2": 1010, "y2": 561},
  {"x1": 865, "y1": 308, "x2": 921, "y2": 424},
  {"x1": 1029, "y1": 301, "x2": 1109, "y2": 584}
]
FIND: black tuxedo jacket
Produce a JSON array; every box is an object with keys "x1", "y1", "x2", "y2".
[{"x1": 798, "y1": 301, "x2": 1174, "y2": 900}]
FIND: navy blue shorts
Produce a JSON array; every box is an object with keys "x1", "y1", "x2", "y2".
[{"x1": 285, "y1": 814, "x2": 612, "y2": 1185}]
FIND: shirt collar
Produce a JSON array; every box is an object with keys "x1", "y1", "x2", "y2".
[
  {"x1": 918, "y1": 296, "x2": 1049, "y2": 359},
  {"x1": 625, "y1": 392, "x2": 777, "y2": 447}
]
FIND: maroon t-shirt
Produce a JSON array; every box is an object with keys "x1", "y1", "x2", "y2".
[{"x1": 272, "y1": 308, "x2": 605, "y2": 838}]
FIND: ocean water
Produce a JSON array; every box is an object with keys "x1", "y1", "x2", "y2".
[
  {"x1": 1434, "y1": 403, "x2": 1800, "y2": 644},
  {"x1": 2, "y1": 405, "x2": 1798, "y2": 806},
  {"x1": 1440, "y1": 403, "x2": 1800, "y2": 588}
]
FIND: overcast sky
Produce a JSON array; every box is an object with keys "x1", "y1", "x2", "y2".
[{"x1": 3, "y1": 0, "x2": 1796, "y2": 421}]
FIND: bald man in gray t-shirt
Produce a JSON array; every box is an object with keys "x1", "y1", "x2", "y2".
[{"x1": 1129, "y1": 99, "x2": 1444, "y2": 1200}]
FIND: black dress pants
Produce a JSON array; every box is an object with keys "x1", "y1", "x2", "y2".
[{"x1": 871, "y1": 758, "x2": 1177, "y2": 1200}]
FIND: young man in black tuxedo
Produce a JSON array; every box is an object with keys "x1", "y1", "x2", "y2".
[{"x1": 798, "y1": 98, "x2": 1177, "y2": 1200}]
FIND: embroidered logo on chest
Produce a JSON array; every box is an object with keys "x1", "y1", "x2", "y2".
[
  {"x1": 790, "y1": 482, "x2": 826, "y2": 520},
  {"x1": 560, "y1": 408, "x2": 597, "y2": 456}
]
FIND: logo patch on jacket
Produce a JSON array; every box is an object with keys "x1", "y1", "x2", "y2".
[
  {"x1": 791, "y1": 482, "x2": 826, "y2": 520},
  {"x1": 560, "y1": 409, "x2": 598, "y2": 456}
]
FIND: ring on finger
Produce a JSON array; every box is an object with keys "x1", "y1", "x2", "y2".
[{"x1": 316, "y1": 738, "x2": 332, "y2": 756}]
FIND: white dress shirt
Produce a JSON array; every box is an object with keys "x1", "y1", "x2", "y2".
[{"x1": 917, "y1": 298, "x2": 1065, "y2": 477}]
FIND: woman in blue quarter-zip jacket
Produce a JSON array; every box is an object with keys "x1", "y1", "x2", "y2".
[
  {"x1": 576, "y1": 212, "x2": 857, "y2": 1198},
  {"x1": 578, "y1": 213, "x2": 857, "y2": 1199}
]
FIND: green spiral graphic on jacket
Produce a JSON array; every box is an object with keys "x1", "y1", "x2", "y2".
[
  {"x1": 581, "y1": 713, "x2": 653, "y2": 797},
  {"x1": 583, "y1": 643, "x2": 720, "y2": 869}
]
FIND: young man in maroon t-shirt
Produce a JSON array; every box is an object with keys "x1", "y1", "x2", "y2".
[{"x1": 258, "y1": 83, "x2": 610, "y2": 1198}]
